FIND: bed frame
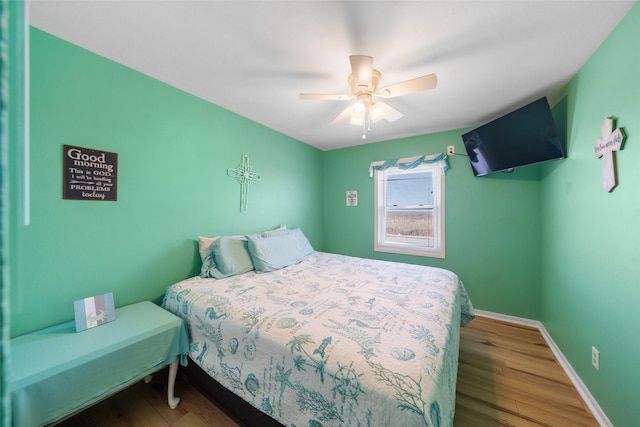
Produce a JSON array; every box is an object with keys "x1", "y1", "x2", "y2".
[{"x1": 181, "y1": 357, "x2": 285, "y2": 427}]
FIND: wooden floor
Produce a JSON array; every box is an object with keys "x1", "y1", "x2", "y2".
[
  {"x1": 54, "y1": 369, "x2": 239, "y2": 427},
  {"x1": 454, "y1": 316, "x2": 598, "y2": 426},
  {"x1": 56, "y1": 316, "x2": 599, "y2": 427}
]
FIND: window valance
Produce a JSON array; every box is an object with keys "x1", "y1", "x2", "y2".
[{"x1": 368, "y1": 153, "x2": 450, "y2": 178}]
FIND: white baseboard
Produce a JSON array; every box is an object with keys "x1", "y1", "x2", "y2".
[{"x1": 473, "y1": 309, "x2": 612, "y2": 427}]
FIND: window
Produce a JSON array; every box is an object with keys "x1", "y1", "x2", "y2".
[{"x1": 374, "y1": 162, "x2": 445, "y2": 258}]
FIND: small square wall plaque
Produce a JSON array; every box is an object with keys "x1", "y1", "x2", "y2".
[
  {"x1": 74, "y1": 292, "x2": 116, "y2": 332},
  {"x1": 346, "y1": 190, "x2": 358, "y2": 207}
]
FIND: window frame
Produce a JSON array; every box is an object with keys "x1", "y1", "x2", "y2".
[{"x1": 374, "y1": 163, "x2": 446, "y2": 258}]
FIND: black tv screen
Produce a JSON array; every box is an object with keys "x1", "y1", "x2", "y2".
[{"x1": 461, "y1": 97, "x2": 565, "y2": 176}]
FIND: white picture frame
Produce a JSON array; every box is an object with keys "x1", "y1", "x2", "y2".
[{"x1": 74, "y1": 292, "x2": 116, "y2": 332}]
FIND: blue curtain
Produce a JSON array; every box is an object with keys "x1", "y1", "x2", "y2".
[{"x1": 368, "y1": 153, "x2": 450, "y2": 177}]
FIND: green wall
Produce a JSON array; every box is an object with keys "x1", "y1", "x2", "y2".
[
  {"x1": 322, "y1": 131, "x2": 544, "y2": 319},
  {"x1": 10, "y1": 28, "x2": 323, "y2": 337},
  {"x1": 540, "y1": 4, "x2": 640, "y2": 426}
]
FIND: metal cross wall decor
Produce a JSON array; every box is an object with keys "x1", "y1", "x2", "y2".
[
  {"x1": 595, "y1": 118, "x2": 625, "y2": 192},
  {"x1": 227, "y1": 154, "x2": 261, "y2": 213}
]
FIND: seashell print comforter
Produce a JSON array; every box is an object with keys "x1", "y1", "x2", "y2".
[{"x1": 162, "y1": 252, "x2": 474, "y2": 427}]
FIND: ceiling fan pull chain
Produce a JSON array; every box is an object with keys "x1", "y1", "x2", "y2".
[{"x1": 362, "y1": 103, "x2": 369, "y2": 139}]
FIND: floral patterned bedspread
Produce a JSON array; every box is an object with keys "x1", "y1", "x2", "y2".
[{"x1": 162, "y1": 252, "x2": 474, "y2": 427}]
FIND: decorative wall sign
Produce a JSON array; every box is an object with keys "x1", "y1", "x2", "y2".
[
  {"x1": 227, "y1": 154, "x2": 261, "y2": 213},
  {"x1": 595, "y1": 118, "x2": 625, "y2": 192},
  {"x1": 63, "y1": 145, "x2": 118, "y2": 201},
  {"x1": 346, "y1": 190, "x2": 358, "y2": 206},
  {"x1": 73, "y1": 292, "x2": 116, "y2": 332}
]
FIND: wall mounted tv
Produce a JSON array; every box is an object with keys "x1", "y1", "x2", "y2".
[{"x1": 461, "y1": 97, "x2": 565, "y2": 176}]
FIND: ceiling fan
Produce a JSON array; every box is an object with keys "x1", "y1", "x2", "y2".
[{"x1": 299, "y1": 55, "x2": 437, "y2": 139}]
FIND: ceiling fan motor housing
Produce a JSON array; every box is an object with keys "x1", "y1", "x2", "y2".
[{"x1": 348, "y1": 69, "x2": 381, "y2": 95}]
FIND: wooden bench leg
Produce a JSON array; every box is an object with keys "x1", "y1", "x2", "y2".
[{"x1": 167, "y1": 359, "x2": 181, "y2": 409}]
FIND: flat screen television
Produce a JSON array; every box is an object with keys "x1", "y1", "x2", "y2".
[{"x1": 461, "y1": 97, "x2": 565, "y2": 176}]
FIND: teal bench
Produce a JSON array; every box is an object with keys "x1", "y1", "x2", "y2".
[{"x1": 9, "y1": 301, "x2": 189, "y2": 426}]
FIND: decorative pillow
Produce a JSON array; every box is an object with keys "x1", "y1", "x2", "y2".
[
  {"x1": 207, "y1": 236, "x2": 254, "y2": 279},
  {"x1": 199, "y1": 240, "x2": 219, "y2": 278},
  {"x1": 198, "y1": 235, "x2": 227, "y2": 278},
  {"x1": 198, "y1": 235, "x2": 220, "y2": 264},
  {"x1": 246, "y1": 228, "x2": 314, "y2": 273}
]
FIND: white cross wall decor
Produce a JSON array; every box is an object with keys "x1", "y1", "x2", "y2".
[
  {"x1": 227, "y1": 154, "x2": 261, "y2": 213},
  {"x1": 595, "y1": 118, "x2": 625, "y2": 192}
]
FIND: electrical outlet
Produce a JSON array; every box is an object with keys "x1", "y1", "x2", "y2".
[
  {"x1": 591, "y1": 346, "x2": 600, "y2": 371},
  {"x1": 447, "y1": 145, "x2": 455, "y2": 155}
]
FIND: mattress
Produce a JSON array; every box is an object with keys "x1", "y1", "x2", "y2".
[{"x1": 162, "y1": 251, "x2": 474, "y2": 426}]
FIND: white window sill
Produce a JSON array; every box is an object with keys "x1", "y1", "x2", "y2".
[{"x1": 374, "y1": 242, "x2": 445, "y2": 259}]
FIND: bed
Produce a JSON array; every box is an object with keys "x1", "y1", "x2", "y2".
[{"x1": 162, "y1": 228, "x2": 474, "y2": 427}]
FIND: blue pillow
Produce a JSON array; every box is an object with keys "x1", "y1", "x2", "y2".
[
  {"x1": 208, "y1": 236, "x2": 254, "y2": 278},
  {"x1": 289, "y1": 228, "x2": 314, "y2": 256},
  {"x1": 245, "y1": 227, "x2": 290, "y2": 240},
  {"x1": 247, "y1": 228, "x2": 314, "y2": 272}
]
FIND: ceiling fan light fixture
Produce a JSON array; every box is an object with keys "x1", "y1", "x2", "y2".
[
  {"x1": 369, "y1": 103, "x2": 385, "y2": 123},
  {"x1": 349, "y1": 108, "x2": 365, "y2": 126},
  {"x1": 348, "y1": 100, "x2": 366, "y2": 126},
  {"x1": 349, "y1": 100, "x2": 385, "y2": 126},
  {"x1": 352, "y1": 101, "x2": 365, "y2": 114}
]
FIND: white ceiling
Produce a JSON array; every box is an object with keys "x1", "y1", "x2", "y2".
[{"x1": 28, "y1": 0, "x2": 636, "y2": 151}]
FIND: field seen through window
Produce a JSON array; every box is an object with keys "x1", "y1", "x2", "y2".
[{"x1": 385, "y1": 211, "x2": 434, "y2": 247}]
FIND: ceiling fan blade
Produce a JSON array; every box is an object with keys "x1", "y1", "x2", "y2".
[
  {"x1": 376, "y1": 102, "x2": 404, "y2": 122},
  {"x1": 331, "y1": 105, "x2": 353, "y2": 124},
  {"x1": 299, "y1": 93, "x2": 352, "y2": 101},
  {"x1": 349, "y1": 55, "x2": 374, "y2": 88},
  {"x1": 377, "y1": 73, "x2": 437, "y2": 98}
]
